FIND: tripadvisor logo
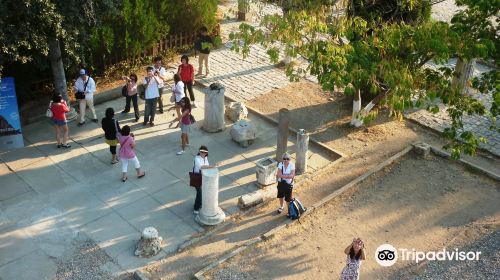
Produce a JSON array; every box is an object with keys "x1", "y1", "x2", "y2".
[{"x1": 375, "y1": 243, "x2": 481, "y2": 267}]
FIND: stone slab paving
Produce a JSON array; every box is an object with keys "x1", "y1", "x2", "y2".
[
  {"x1": 406, "y1": 59, "x2": 499, "y2": 156},
  {"x1": 0, "y1": 87, "x2": 332, "y2": 278}
]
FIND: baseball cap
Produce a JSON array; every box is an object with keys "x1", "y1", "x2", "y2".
[{"x1": 79, "y1": 69, "x2": 87, "y2": 75}]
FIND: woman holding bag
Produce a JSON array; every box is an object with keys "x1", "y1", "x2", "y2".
[{"x1": 190, "y1": 146, "x2": 211, "y2": 214}]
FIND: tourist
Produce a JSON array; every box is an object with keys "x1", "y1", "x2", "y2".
[
  {"x1": 192, "y1": 146, "x2": 212, "y2": 214},
  {"x1": 170, "y1": 73, "x2": 185, "y2": 122},
  {"x1": 177, "y1": 55, "x2": 196, "y2": 107},
  {"x1": 117, "y1": 125, "x2": 145, "y2": 182},
  {"x1": 340, "y1": 238, "x2": 366, "y2": 280},
  {"x1": 276, "y1": 152, "x2": 295, "y2": 215},
  {"x1": 74, "y1": 69, "x2": 97, "y2": 126},
  {"x1": 195, "y1": 26, "x2": 213, "y2": 76},
  {"x1": 143, "y1": 66, "x2": 161, "y2": 126},
  {"x1": 50, "y1": 94, "x2": 71, "y2": 148},
  {"x1": 176, "y1": 97, "x2": 192, "y2": 155},
  {"x1": 121, "y1": 73, "x2": 140, "y2": 122},
  {"x1": 101, "y1": 108, "x2": 121, "y2": 164},
  {"x1": 153, "y1": 56, "x2": 168, "y2": 114}
]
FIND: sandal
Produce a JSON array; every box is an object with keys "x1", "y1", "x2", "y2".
[
  {"x1": 138, "y1": 172, "x2": 146, "y2": 179},
  {"x1": 111, "y1": 159, "x2": 119, "y2": 164},
  {"x1": 122, "y1": 177, "x2": 128, "y2": 182}
]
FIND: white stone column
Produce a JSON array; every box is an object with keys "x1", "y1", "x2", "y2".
[
  {"x1": 203, "y1": 83, "x2": 225, "y2": 133},
  {"x1": 195, "y1": 168, "x2": 225, "y2": 225}
]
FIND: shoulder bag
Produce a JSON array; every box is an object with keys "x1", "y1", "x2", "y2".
[
  {"x1": 76, "y1": 78, "x2": 90, "y2": 100},
  {"x1": 46, "y1": 101, "x2": 53, "y2": 118},
  {"x1": 189, "y1": 159, "x2": 202, "y2": 188}
]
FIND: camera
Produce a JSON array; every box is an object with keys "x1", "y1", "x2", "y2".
[{"x1": 377, "y1": 250, "x2": 395, "y2": 261}]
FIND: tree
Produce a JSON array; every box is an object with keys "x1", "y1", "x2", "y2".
[{"x1": 230, "y1": 0, "x2": 498, "y2": 157}]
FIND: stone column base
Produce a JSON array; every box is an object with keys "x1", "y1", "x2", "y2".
[
  {"x1": 65, "y1": 107, "x2": 78, "y2": 122},
  {"x1": 195, "y1": 207, "x2": 226, "y2": 226}
]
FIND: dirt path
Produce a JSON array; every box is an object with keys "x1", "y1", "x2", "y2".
[
  {"x1": 207, "y1": 154, "x2": 500, "y2": 280},
  {"x1": 141, "y1": 81, "x2": 499, "y2": 279}
]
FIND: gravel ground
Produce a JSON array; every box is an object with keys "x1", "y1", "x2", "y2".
[
  {"x1": 55, "y1": 239, "x2": 126, "y2": 280},
  {"x1": 412, "y1": 230, "x2": 500, "y2": 280}
]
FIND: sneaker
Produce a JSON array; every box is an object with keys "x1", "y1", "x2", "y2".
[
  {"x1": 158, "y1": 111, "x2": 164, "y2": 114},
  {"x1": 57, "y1": 144, "x2": 62, "y2": 148},
  {"x1": 121, "y1": 110, "x2": 129, "y2": 114},
  {"x1": 142, "y1": 122, "x2": 147, "y2": 126},
  {"x1": 77, "y1": 122, "x2": 85, "y2": 126},
  {"x1": 135, "y1": 117, "x2": 139, "y2": 122},
  {"x1": 149, "y1": 122, "x2": 154, "y2": 127},
  {"x1": 61, "y1": 144, "x2": 71, "y2": 148},
  {"x1": 277, "y1": 207, "x2": 283, "y2": 214},
  {"x1": 92, "y1": 119, "x2": 98, "y2": 123},
  {"x1": 193, "y1": 210, "x2": 199, "y2": 214},
  {"x1": 176, "y1": 150, "x2": 184, "y2": 155},
  {"x1": 192, "y1": 102, "x2": 198, "y2": 108},
  {"x1": 111, "y1": 159, "x2": 119, "y2": 164}
]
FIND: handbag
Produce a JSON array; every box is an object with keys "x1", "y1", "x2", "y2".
[
  {"x1": 46, "y1": 101, "x2": 53, "y2": 118},
  {"x1": 76, "y1": 78, "x2": 90, "y2": 100},
  {"x1": 121, "y1": 85, "x2": 128, "y2": 97},
  {"x1": 189, "y1": 159, "x2": 202, "y2": 187},
  {"x1": 189, "y1": 113, "x2": 196, "y2": 124}
]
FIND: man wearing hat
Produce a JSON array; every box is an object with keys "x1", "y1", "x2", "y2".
[{"x1": 74, "y1": 69, "x2": 97, "y2": 125}]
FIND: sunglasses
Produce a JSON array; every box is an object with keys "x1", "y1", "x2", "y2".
[{"x1": 283, "y1": 158, "x2": 290, "y2": 160}]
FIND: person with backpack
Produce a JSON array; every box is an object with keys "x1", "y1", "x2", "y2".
[
  {"x1": 143, "y1": 66, "x2": 162, "y2": 126},
  {"x1": 340, "y1": 238, "x2": 366, "y2": 280},
  {"x1": 117, "y1": 125, "x2": 145, "y2": 182},
  {"x1": 121, "y1": 73, "x2": 140, "y2": 122},
  {"x1": 49, "y1": 94, "x2": 71, "y2": 148},
  {"x1": 176, "y1": 97, "x2": 193, "y2": 155},
  {"x1": 101, "y1": 108, "x2": 121, "y2": 164},
  {"x1": 195, "y1": 26, "x2": 213, "y2": 77},
  {"x1": 74, "y1": 69, "x2": 97, "y2": 126},
  {"x1": 276, "y1": 152, "x2": 295, "y2": 216},
  {"x1": 177, "y1": 55, "x2": 196, "y2": 107}
]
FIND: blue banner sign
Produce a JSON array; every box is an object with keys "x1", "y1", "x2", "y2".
[{"x1": 0, "y1": 77, "x2": 24, "y2": 149}]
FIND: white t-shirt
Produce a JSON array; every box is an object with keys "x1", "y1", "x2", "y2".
[
  {"x1": 153, "y1": 66, "x2": 167, "y2": 88},
  {"x1": 172, "y1": 81, "x2": 185, "y2": 102},
  {"x1": 143, "y1": 77, "x2": 160, "y2": 99},
  {"x1": 193, "y1": 155, "x2": 209, "y2": 173},
  {"x1": 277, "y1": 162, "x2": 295, "y2": 185}
]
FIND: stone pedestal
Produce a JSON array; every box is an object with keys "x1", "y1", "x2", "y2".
[
  {"x1": 203, "y1": 83, "x2": 225, "y2": 133},
  {"x1": 230, "y1": 119, "x2": 256, "y2": 147},
  {"x1": 256, "y1": 157, "x2": 278, "y2": 186},
  {"x1": 225, "y1": 102, "x2": 248, "y2": 122},
  {"x1": 238, "y1": 0, "x2": 250, "y2": 21},
  {"x1": 195, "y1": 168, "x2": 225, "y2": 225},
  {"x1": 296, "y1": 129, "x2": 309, "y2": 174},
  {"x1": 135, "y1": 227, "x2": 162, "y2": 258}
]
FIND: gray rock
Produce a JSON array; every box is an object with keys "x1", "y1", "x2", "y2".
[
  {"x1": 255, "y1": 157, "x2": 278, "y2": 186},
  {"x1": 135, "y1": 227, "x2": 162, "y2": 258},
  {"x1": 230, "y1": 119, "x2": 256, "y2": 147},
  {"x1": 225, "y1": 102, "x2": 248, "y2": 122}
]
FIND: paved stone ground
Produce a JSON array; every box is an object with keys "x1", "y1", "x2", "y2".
[
  {"x1": 406, "y1": 60, "x2": 500, "y2": 156},
  {"x1": 0, "y1": 87, "x2": 333, "y2": 279},
  {"x1": 200, "y1": 0, "x2": 499, "y2": 156}
]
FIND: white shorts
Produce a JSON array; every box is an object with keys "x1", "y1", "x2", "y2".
[{"x1": 121, "y1": 156, "x2": 140, "y2": 173}]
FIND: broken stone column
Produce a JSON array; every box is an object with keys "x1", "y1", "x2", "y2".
[
  {"x1": 276, "y1": 108, "x2": 290, "y2": 161},
  {"x1": 203, "y1": 83, "x2": 225, "y2": 133},
  {"x1": 195, "y1": 168, "x2": 226, "y2": 225},
  {"x1": 225, "y1": 102, "x2": 248, "y2": 122},
  {"x1": 413, "y1": 142, "x2": 431, "y2": 158},
  {"x1": 135, "y1": 227, "x2": 162, "y2": 258},
  {"x1": 256, "y1": 157, "x2": 278, "y2": 186},
  {"x1": 296, "y1": 129, "x2": 309, "y2": 175},
  {"x1": 230, "y1": 119, "x2": 256, "y2": 147}
]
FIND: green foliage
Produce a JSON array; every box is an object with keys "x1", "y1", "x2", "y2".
[{"x1": 230, "y1": 0, "x2": 498, "y2": 157}]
